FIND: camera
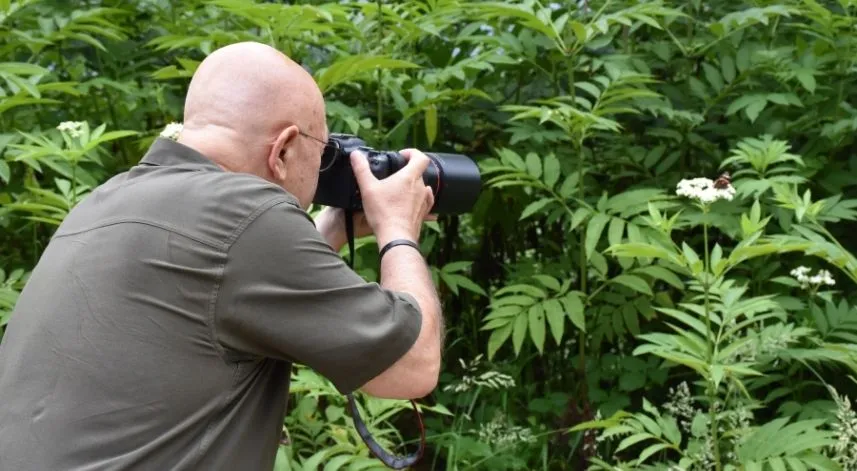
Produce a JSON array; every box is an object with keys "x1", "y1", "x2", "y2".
[{"x1": 312, "y1": 133, "x2": 482, "y2": 215}]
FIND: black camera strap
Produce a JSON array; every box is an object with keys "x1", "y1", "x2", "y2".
[{"x1": 342, "y1": 209, "x2": 426, "y2": 470}]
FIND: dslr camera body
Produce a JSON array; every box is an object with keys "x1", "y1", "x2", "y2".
[{"x1": 313, "y1": 133, "x2": 482, "y2": 215}]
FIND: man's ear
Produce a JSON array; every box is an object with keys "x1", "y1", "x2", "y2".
[{"x1": 267, "y1": 125, "x2": 299, "y2": 182}]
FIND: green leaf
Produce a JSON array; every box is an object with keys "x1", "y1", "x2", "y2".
[
  {"x1": 709, "y1": 364, "x2": 725, "y2": 389},
  {"x1": 702, "y1": 62, "x2": 723, "y2": 92},
  {"x1": 425, "y1": 104, "x2": 437, "y2": 146},
  {"x1": 635, "y1": 265, "x2": 684, "y2": 290},
  {"x1": 559, "y1": 172, "x2": 578, "y2": 197},
  {"x1": 561, "y1": 292, "x2": 586, "y2": 331},
  {"x1": 637, "y1": 443, "x2": 672, "y2": 464},
  {"x1": 611, "y1": 274, "x2": 652, "y2": 295},
  {"x1": 721, "y1": 55, "x2": 736, "y2": 83},
  {"x1": 585, "y1": 212, "x2": 610, "y2": 257},
  {"x1": 795, "y1": 69, "x2": 816, "y2": 93},
  {"x1": 607, "y1": 242, "x2": 677, "y2": 263},
  {"x1": 525, "y1": 152, "x2": 542, "y2": 179},
  {"x1": 528, "y1": 304, "x2": 545, "y2": 354},
  {"x1": 607, "y1": 217, "x2": 625, "y2": 247},
  {"x1": 570, "y1": 21, "x2": 587, "y2": 43},
  {"x1": 616, "y1": 433, "x2": 652, "y2": 453},
  {"x1": 487, "y1": 322, "x2": 513, "y2": 359},
  {"x1": 543, "y1": 153, "x2": 560, "y2": 188},
  {"x1": 0, "y1": 160, "x2": 9, "y2": 184},
  {"x1": 745, "y1": 99, "x2": 767, "y2": 122},
  {"x1": 315, "y1": 55, "x2": 420, "y2": 92},
  {"x1": 512, "y1": 312, "x2": 528, "y2": 356},
  {"x1": 520, "y1": 197, "x2": 553, "y2": 220},
  {"x1": 532, "y1": 275, "x2": 561, "y2": 292},
  {"x1": 544, "y1": 299, "x2": 565, "y2": 345}
]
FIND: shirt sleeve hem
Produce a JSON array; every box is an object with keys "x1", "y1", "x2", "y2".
[{"x1": 329, "y1": 291, "x2": 423, "y2": 395}]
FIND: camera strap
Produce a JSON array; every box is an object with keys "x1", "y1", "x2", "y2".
[{"x1": 342, "y1": 208, "x2": 426, "y2": 470}]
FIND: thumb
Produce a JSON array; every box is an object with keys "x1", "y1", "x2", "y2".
[{"x1": 349, "y1": 150, "x2": 376, "y2": 187}]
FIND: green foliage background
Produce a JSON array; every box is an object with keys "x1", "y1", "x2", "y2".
[{"x1": 3, "y1": 0, "x2": 857, "y2": 469}]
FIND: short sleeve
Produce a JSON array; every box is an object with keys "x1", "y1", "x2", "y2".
[{"x1": 214, "y1": 200, "x2": 422, "y2": 394}]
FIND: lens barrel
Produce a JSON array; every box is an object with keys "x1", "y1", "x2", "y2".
[
  {"x1": 311, "y1": 134, "x2": 482, "y2": 215},
  {"x1": 422, "y1": 153, "x2": 482, "y2": 215}
]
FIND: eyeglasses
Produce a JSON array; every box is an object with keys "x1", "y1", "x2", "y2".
[{"x1": 299, "y1": 130, "x2": 339, "y2": 173}]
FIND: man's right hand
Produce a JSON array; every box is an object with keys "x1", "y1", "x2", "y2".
[{"x1": 349, "y1": 149, "x2": 435, "y2": 248}]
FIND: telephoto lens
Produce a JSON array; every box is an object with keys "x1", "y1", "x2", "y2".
[{"x1": 313, "y1": 134, "x2": 482, "y2": 215}]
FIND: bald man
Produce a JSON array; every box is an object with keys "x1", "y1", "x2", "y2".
[{"x1": 0, "y1": 42, "x2": 443, "y2": 470}]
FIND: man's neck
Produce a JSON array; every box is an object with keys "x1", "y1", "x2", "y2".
[{"x1": 177, "y1": 127, "x2": 252, "y2": 174}]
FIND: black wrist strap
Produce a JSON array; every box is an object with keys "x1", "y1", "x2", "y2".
[{"x1": 379, "y1": 239, "x2": 420, "y2": 262}]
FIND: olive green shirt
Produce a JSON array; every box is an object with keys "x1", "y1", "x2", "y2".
[{"x1": 0, "y1": 138, "x2": 422, "y2": 470}]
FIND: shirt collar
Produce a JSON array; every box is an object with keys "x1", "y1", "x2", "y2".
[{"x1": 139, "y1": 137, "x2": 222, "y2": 171}]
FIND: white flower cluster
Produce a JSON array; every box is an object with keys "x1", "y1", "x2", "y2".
[
  {"x1": 723, "y1": 405, "x2": 754, "y2": 462},
  {"x1": 827, "y1": 386, "x2": 857, "y2": 469},
  {"x1": 790, "y1": 266, "x2": 836, "y2": 289},
  {"x1": 675, "y1": 177, "x2": 736, "y2": 204},
  {"x1": 477, "y1": 412, "x2": 536, "y2": 448},
  {"x1": 442, "y1": 355, "x2": 516, "y2": 393},
  {"x1": 160, "y1": 122, "x2": 183, "y2": 140},
  {"x1": 662, "y1": 382, "x2": 697, "y2": 433},
  {"x1": 57, "y1": 121, "x2": 85, "y2": 138}
]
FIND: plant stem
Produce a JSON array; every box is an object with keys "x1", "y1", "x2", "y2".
[
  {"x1": 71, "y1": 160, "x2": 77, "y2": 208},
  {"x1": 702, "y1": 207, "x2": 721, "y2": 471}
]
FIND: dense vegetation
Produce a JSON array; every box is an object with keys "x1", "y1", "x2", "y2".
[{"x1": 3, "y1": 0, "x2": 857, "y2": 469}]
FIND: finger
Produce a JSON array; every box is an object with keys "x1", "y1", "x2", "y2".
[
  {"x1": 349, "y1": 150, "x2": 377, "y2": 187},
  {"x1": 399, "y1": 148, "x2": 432, "y2": 177},
  {"x1": 424, "y1": 214, "x2": 438, "y2": 221},
  {"x1": 424, "y1": 186, "x2": 435, "y2": 213}
]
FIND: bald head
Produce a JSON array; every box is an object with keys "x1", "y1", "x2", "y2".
[{"x1": 177, "y1": 42, "x2": 328, "y2": 208}]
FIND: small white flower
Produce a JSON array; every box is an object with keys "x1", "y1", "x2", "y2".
[
  {"x1": 57, "y1": 121, "x2": 85, "y2": 138},
  {"x1": 160, "y1": 122, "x2": 183, "y2": 140},
  {"x1": 676, "y1": 177, "x2": 736, "y2": 204},
  {"x1": 790, "y1": 266, "x2": 835, "y2": 289}
]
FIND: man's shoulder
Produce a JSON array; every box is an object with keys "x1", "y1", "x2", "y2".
[{"x1": 60, "y1": 166, "x2": 304, "y2": 251}]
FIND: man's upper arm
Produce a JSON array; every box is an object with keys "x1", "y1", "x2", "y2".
[{"x1": 214, "y1": 199, "x2": 422, "y2": 394}]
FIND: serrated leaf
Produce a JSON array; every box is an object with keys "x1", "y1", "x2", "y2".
[
  {"x1": 532, "y1": 275, "x2": 561, "y2": 292},
  {"x1": 721, "y1": 55, "x2": 736, "y2": 82},
  {"x1": 585, "y1": 212, "x2": 610, "y2": 257},
  {"x1": 487, "y1": 322, "x2": 513, "y2": 359},
  {"x1": 570, "y1": 21, "x2": 587, "y2": 42},
  {"x1": 616, "y1": 433, "x2": 651, "y2": 452},
  {"x1": 315, "y1": 55, "x2": 420, "y2": 92},
  {"x1": 543, "y1": 153, "x2": 560, "y2": 188},
  {"x1": 795, "y1": 69, "x2": 816, "y2": 93},
  {"x1": 702, "y1": 62, "x2": 724, "y2": 92},
  {"x1": 562, "y1": 292, "x2": 586, "y2": 331},
  {"x1": 637, "y1": 443, "x2": 672, "y2": 464},
  {"x1": 611, "y1": 274, "x2": 652, "y2": 295},
  {"x1": 512, "y1": 312, "x2": 528, "y2": 356},
  {"x1": 607, "y1": 217, "x2": 625, "y2": 247},
  {"x1": 528, "y1": 304, "x2": 545, "y2": 354},
  {"x1": 559, "y1": 172, "x2": 578, "y2": 197},
  {"x1": 525, "y1": 152, "x2": 541, "y2": 179},
  {"x1": 0, "y1": 160, "x2": 9, "y2": 184},
  {"x1": 745, "y1": 99, "x2": 767, "y2": 122},
  {"x1": 425, "y1": 104, "x2": 437, "y2": 146},
  {"x1": 520, "y1": 198, "x2": 553, "y2": 220},
  {"x1": 544, "y1": 299, "x2": 565, "y2": 345},
  {"x1": 709, "y1": 364, "x2": 725, "y2": 389}
]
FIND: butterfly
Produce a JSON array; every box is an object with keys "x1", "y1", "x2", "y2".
[{"x1": 713, "y1": 171, "x2": 732, "y2": 189}]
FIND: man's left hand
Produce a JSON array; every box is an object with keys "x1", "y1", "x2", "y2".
[{"x1": 315, "y1": 207, "x2": 436, "y2": 253}]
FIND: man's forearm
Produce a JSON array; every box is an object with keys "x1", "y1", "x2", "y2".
[
  {"x1": 359, "y1": 242, "x2": 443, "y2": 399},
  {"x1": 380, "y1": 245, "x2": 443, "y2": 360}
]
